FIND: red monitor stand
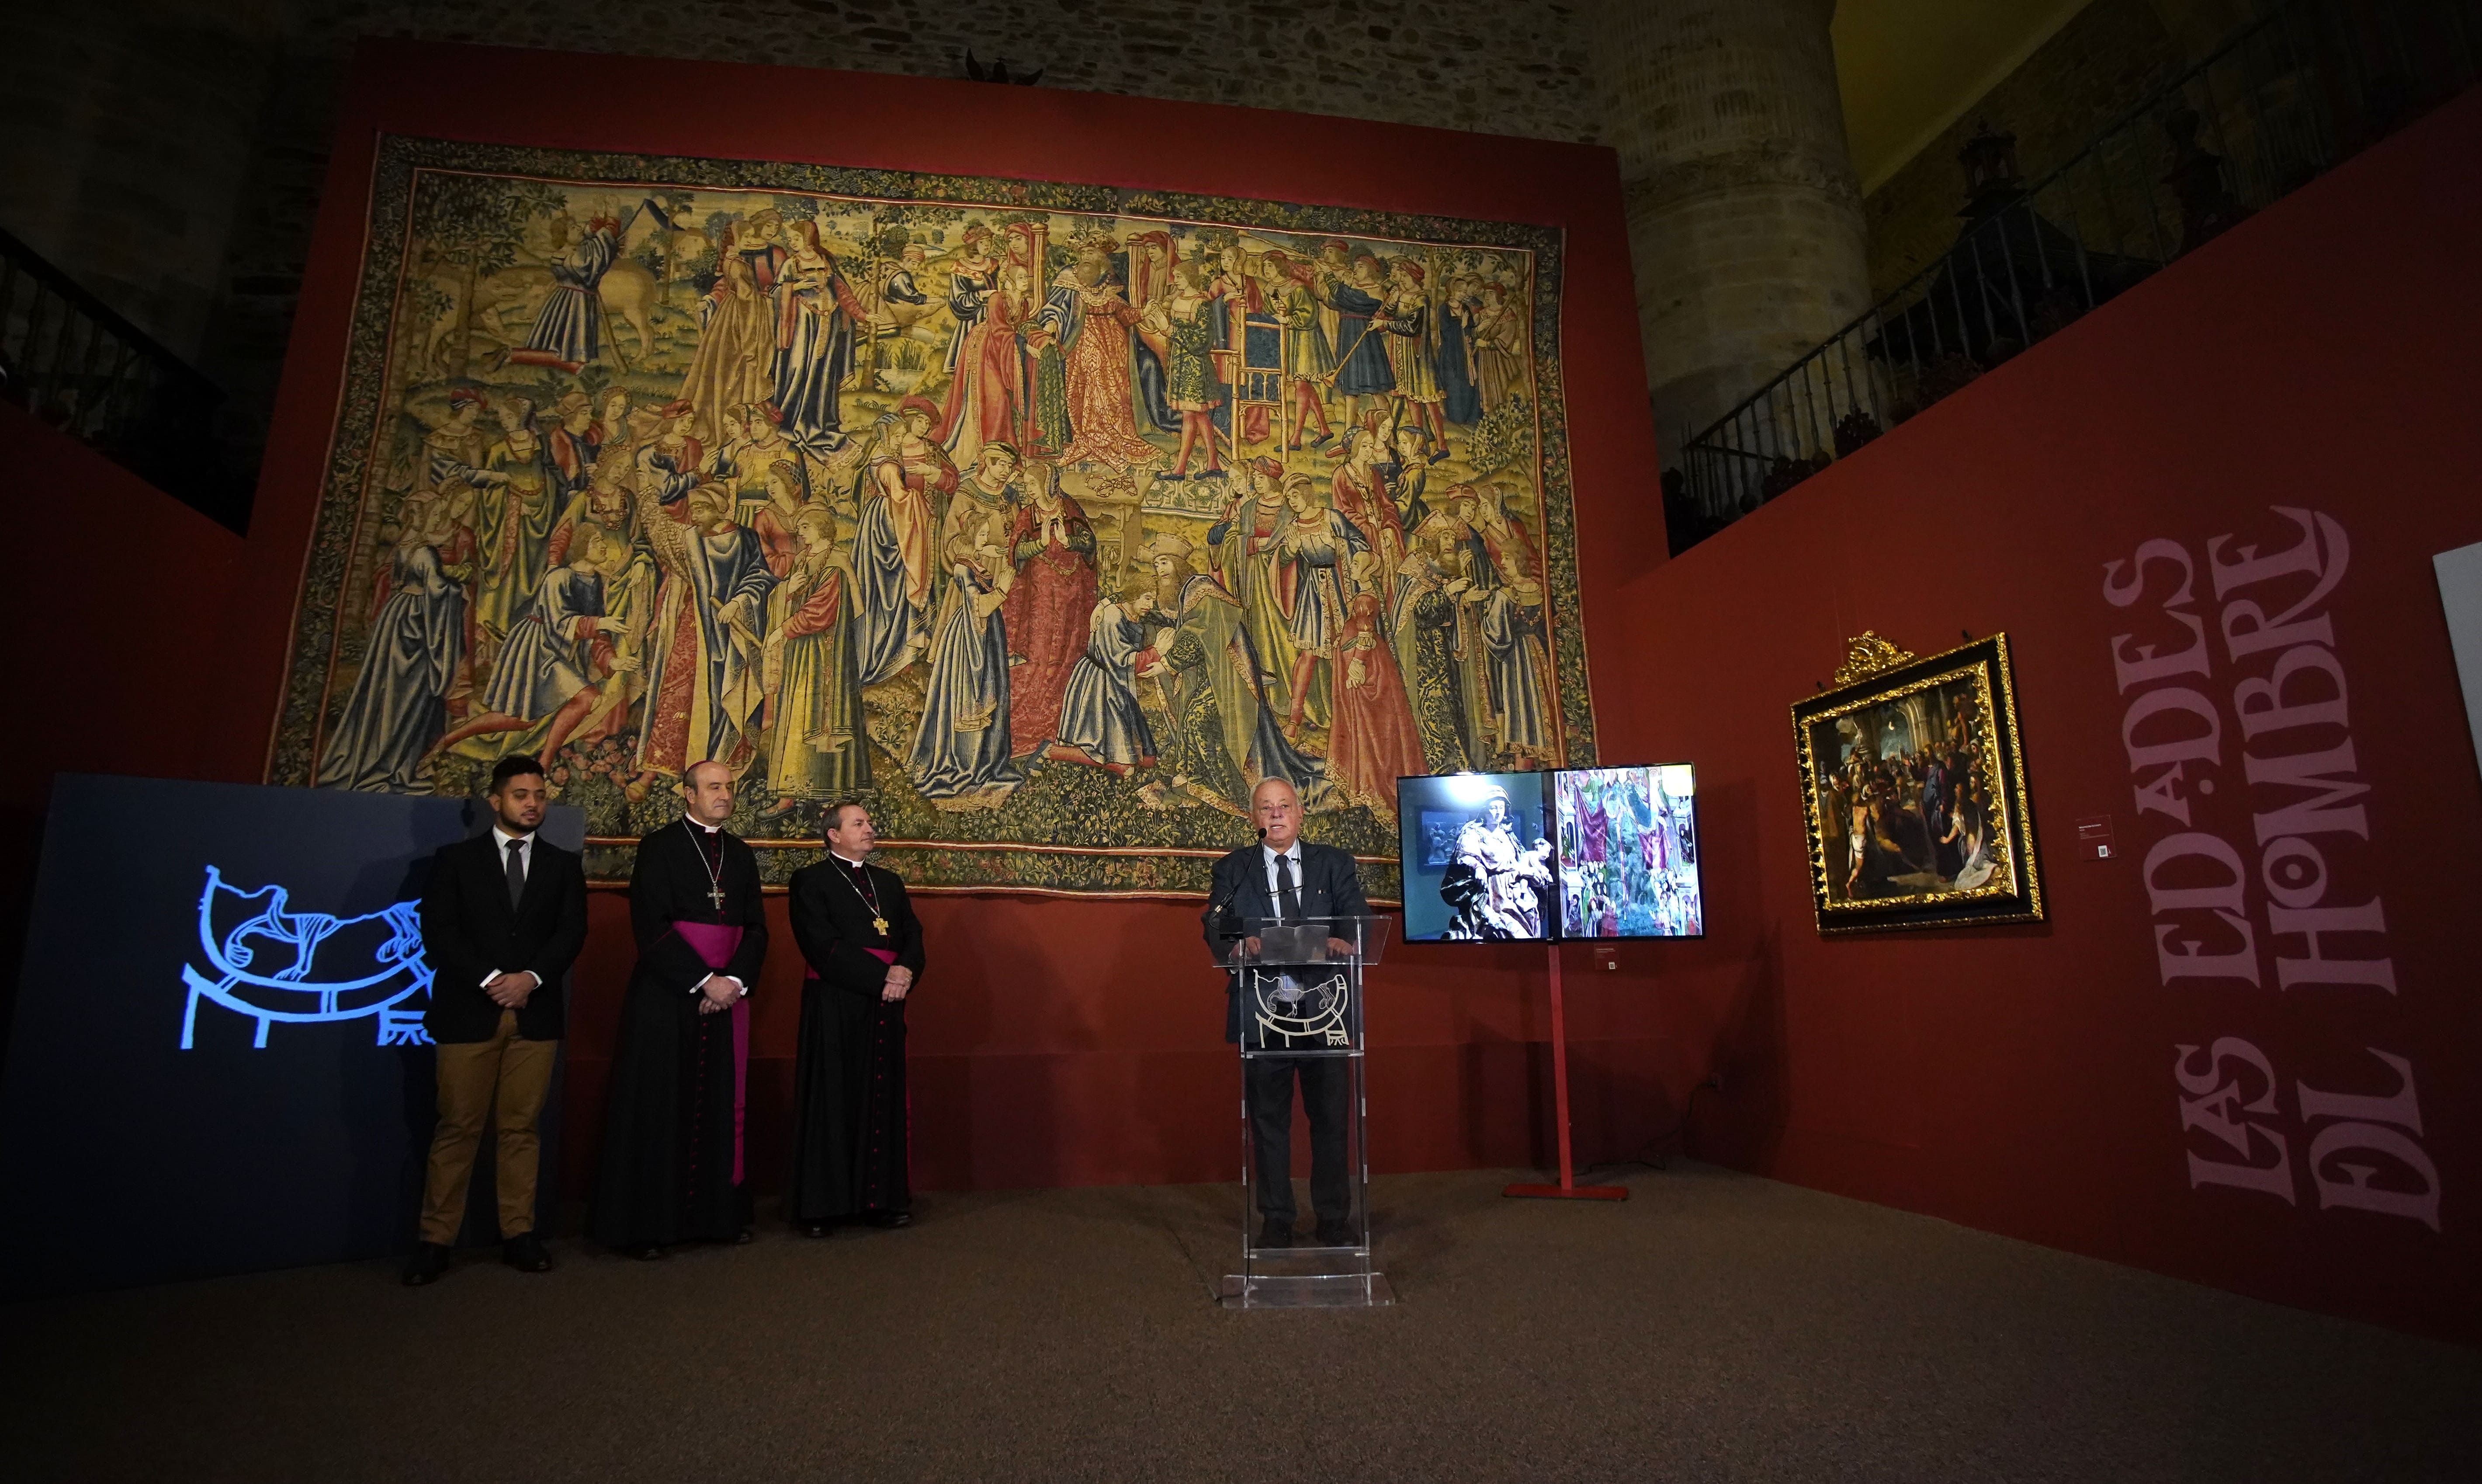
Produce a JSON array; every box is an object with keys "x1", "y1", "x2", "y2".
[{"x1": 1503, "y1": 940, "x2": 1629, "y2": 1201}]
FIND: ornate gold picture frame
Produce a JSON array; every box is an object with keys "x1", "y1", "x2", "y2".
[{"x1": 1791, "y1": 632, "x2": 2044, "y2": 934}]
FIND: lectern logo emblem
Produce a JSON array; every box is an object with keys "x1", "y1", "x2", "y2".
[
  {"x1": 1249, "y1": 970, "x2": 1352, "y2": 1048},
  {"x1": 178, "y1": 866, "x2": 435, "y2": 1049}
]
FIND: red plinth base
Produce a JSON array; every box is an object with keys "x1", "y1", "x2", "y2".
[{"x1": 1502, "y1": 1182, "x2": 1629, "y2": 1201}]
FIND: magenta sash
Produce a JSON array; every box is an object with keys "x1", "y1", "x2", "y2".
[{"x1": 672, "y1": 921, "x2": 749, "y2": 1185}]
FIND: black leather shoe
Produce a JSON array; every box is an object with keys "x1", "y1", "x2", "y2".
[
  {"x1": 625, "y1": 1243, "x2": 665, "y2": 1262},
  {"x1": 863, "y1": 1209, "x2": 912, "y2": 1229},
  {"x1": 1313, "y1": 1220, "x2": 1357, "y2": 1248},
  {"x1": 402, "y1": 1241, "x2": 451, "y2": 1286},
  {"x1": 1256, "y1": 1217, "x2": 1294, "y2": 1249},
  {"x1": 502, "y1": 1232, "x2": 553, "y2": 1272},
  {"x1": 800, "y1": 1220, "x2": 833, "y2": 1238}
]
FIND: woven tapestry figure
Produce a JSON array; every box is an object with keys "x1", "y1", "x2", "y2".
[{"x1": 280, "y1": 141, "x2": 1594, "y2": 895}]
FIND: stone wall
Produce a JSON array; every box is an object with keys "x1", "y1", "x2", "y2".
[
  {"x1": 305, "y1": 0, "x2": 1602, "y2": 135},
  {"x1": 2, "y1": 0, "x2": 2288, "y2": 481},
  {"x1": 0, "y1": 1, "x2": 288, "y2": 363},
  {"x1": 4, "y1": 0, "x2": 1602, "y2": 443}
]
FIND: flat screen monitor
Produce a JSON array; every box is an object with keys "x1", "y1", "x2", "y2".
[
  {"x1": 1395, "y1": 771, "x2": 1556, "y2": 943},
  {"x1": 1553, "y1": 764, "x2": 1704, "y2": 939}
]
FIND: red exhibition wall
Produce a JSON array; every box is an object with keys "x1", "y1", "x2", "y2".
[
  {"x1": 1591, "y1": 88, "x2": 2482, "y2": 1344},
  {"x1": 188, "y1": 45, "x2": 1683, "y2": 1203},
  {"x1": 8, "y1": 40, "x2": 2475, "y2": 1345},
  {"x1": 0, "y1": 402, "x2": 250, "y2": 1021}
]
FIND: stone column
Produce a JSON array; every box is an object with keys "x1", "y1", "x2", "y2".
[{"x1": 1591, "y1": 0, "x2": 1871, "y2": 457}]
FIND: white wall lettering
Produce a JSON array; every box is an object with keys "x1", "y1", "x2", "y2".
[{"x1": 2103, "y1": 508, "x2": 2438, "y2": 1230}]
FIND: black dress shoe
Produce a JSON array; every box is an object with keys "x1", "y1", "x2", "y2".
[
  {"x1": 862, "y1": 1209, "x2": 912, "y2": 1229},
  {"x1": 625, "y1": 1243, "x2": 666, "y2": 1262},
  {"x1": 502, "y1": 1232, "x2": 553, "y2": 1272},
  {"x1": 1313, "y1": 1220, "x2": 1357, "y2": 1248},
  {"x1": 401, "y1": 1241, "x2": 451, "y2": 1286},
  {"x1": 1256, "y1": 1217, "x2": 1294, "y2": 1249}
]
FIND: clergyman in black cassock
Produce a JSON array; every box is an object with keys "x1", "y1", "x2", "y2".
[
  {"x1": 589, "y1": 763, "x2": 768, "y2": 1256},
  {"x1": 1201, "y1": 778, "x2": 1372, "y2": 1249},
  {"x1": 786, "y1": 801, "x2": 925, "y2": 1233}
]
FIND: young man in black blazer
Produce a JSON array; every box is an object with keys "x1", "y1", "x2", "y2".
[
  {"x1": 404, "y1": 754, "x2": 589, "y2": 1285},
  {"x1": 1202, "y1": 777, "x2": 1371, "y2": 1249}
]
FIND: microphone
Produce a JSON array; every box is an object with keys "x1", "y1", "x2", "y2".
[
  {"x1": 1208, "y1": 831, "x2": 1262, "y2": 936},
  {"x1": 1205, "y1": 880, "x2": 1247, "y2": 957}
]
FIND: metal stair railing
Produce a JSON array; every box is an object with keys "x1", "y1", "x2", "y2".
[
  {"x1": 1669, "y1": 0, "x2": 2480, "y2": 552},
  {"x1": 0, "y1": 225, "x2": 252, "y2": 532}
]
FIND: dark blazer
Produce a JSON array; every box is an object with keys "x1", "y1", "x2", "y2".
[
  {"x1": 1201, "y1": 839, "x2": 1372, "y2": 1043},
  {"x1": 418, "y1": 832, "x2": 589, "y2": 1043},
  {"x1": 787, "y1": 857, "x2": 926, "y2": 996}
]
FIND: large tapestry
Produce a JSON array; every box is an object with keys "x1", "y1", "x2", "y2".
[{"x1": 270, "y1": 135, "x2": 1597, "y2": 895}]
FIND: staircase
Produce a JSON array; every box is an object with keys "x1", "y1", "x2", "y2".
[
  {"x1": 0, "y1": 225, "x2": 253, "y2": 533},
  {"x1": 1669, "y1": 0, "x2": 2481, "y2": 553}
]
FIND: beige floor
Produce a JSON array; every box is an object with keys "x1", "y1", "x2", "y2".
[{"x1": 7, "y1": 1164, "x2": 2477, "y2": 1482}]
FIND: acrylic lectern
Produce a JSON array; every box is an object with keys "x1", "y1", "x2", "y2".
[{"x1": 1212, "y1": 914, "x2": 1393, "y2": 1308}]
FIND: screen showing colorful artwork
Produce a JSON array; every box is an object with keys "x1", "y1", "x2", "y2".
[
  {"x1": 1554, "y1": 764, "x2": 1702, "y2": 939},
  {"x1": 1396, "y1": 772, "x2": 1554, "y2": 942}
]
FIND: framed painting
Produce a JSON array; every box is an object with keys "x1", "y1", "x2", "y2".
[
  {"x1": 266, "y1": 134, "x2": 1602, "y2": 898},
  {"x1": 1792, "y1": 632, "x2": 2044, "y2": 934}
]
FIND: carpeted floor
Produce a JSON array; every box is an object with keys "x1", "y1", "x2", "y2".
[{"x1": 6, "y1": 1164, "x2": 2476, "y2": 1483}]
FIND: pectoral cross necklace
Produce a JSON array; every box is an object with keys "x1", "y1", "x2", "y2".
[
  {"x1": 683, "y1": 818, "x2": 728, "y2": 911},
  {"x1": 834, "y1": 856, "x2": 889, "y2": 936}
]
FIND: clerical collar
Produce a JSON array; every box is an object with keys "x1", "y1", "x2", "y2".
[
  {"x1": 829, "y1": 849, "x2": 869, "y2": 869},
  {"x1": 685, "y1": 818, "x2": 723, "y2": 836}
]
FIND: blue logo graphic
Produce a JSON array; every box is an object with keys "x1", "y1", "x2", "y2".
[{"x1": 179, "y1": 866, "x2": 434, "y2": 1049}]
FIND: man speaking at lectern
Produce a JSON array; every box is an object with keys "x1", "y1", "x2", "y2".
[{"x1": 1203, "y1": 778, "x2": 1370, "y2": 1249}]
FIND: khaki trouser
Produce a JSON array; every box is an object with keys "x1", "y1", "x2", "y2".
[{"x1": 419, "y1": 1009, "x2": 558, "y2": 1244}]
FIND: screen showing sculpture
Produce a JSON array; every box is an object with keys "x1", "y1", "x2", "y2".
[
  {"x1": 1554, "y1": 764, "x2": 1702, "y2": 938},
  {"x1": 1395, "y1": 771, "x2": 1554, "y2": 942}
]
